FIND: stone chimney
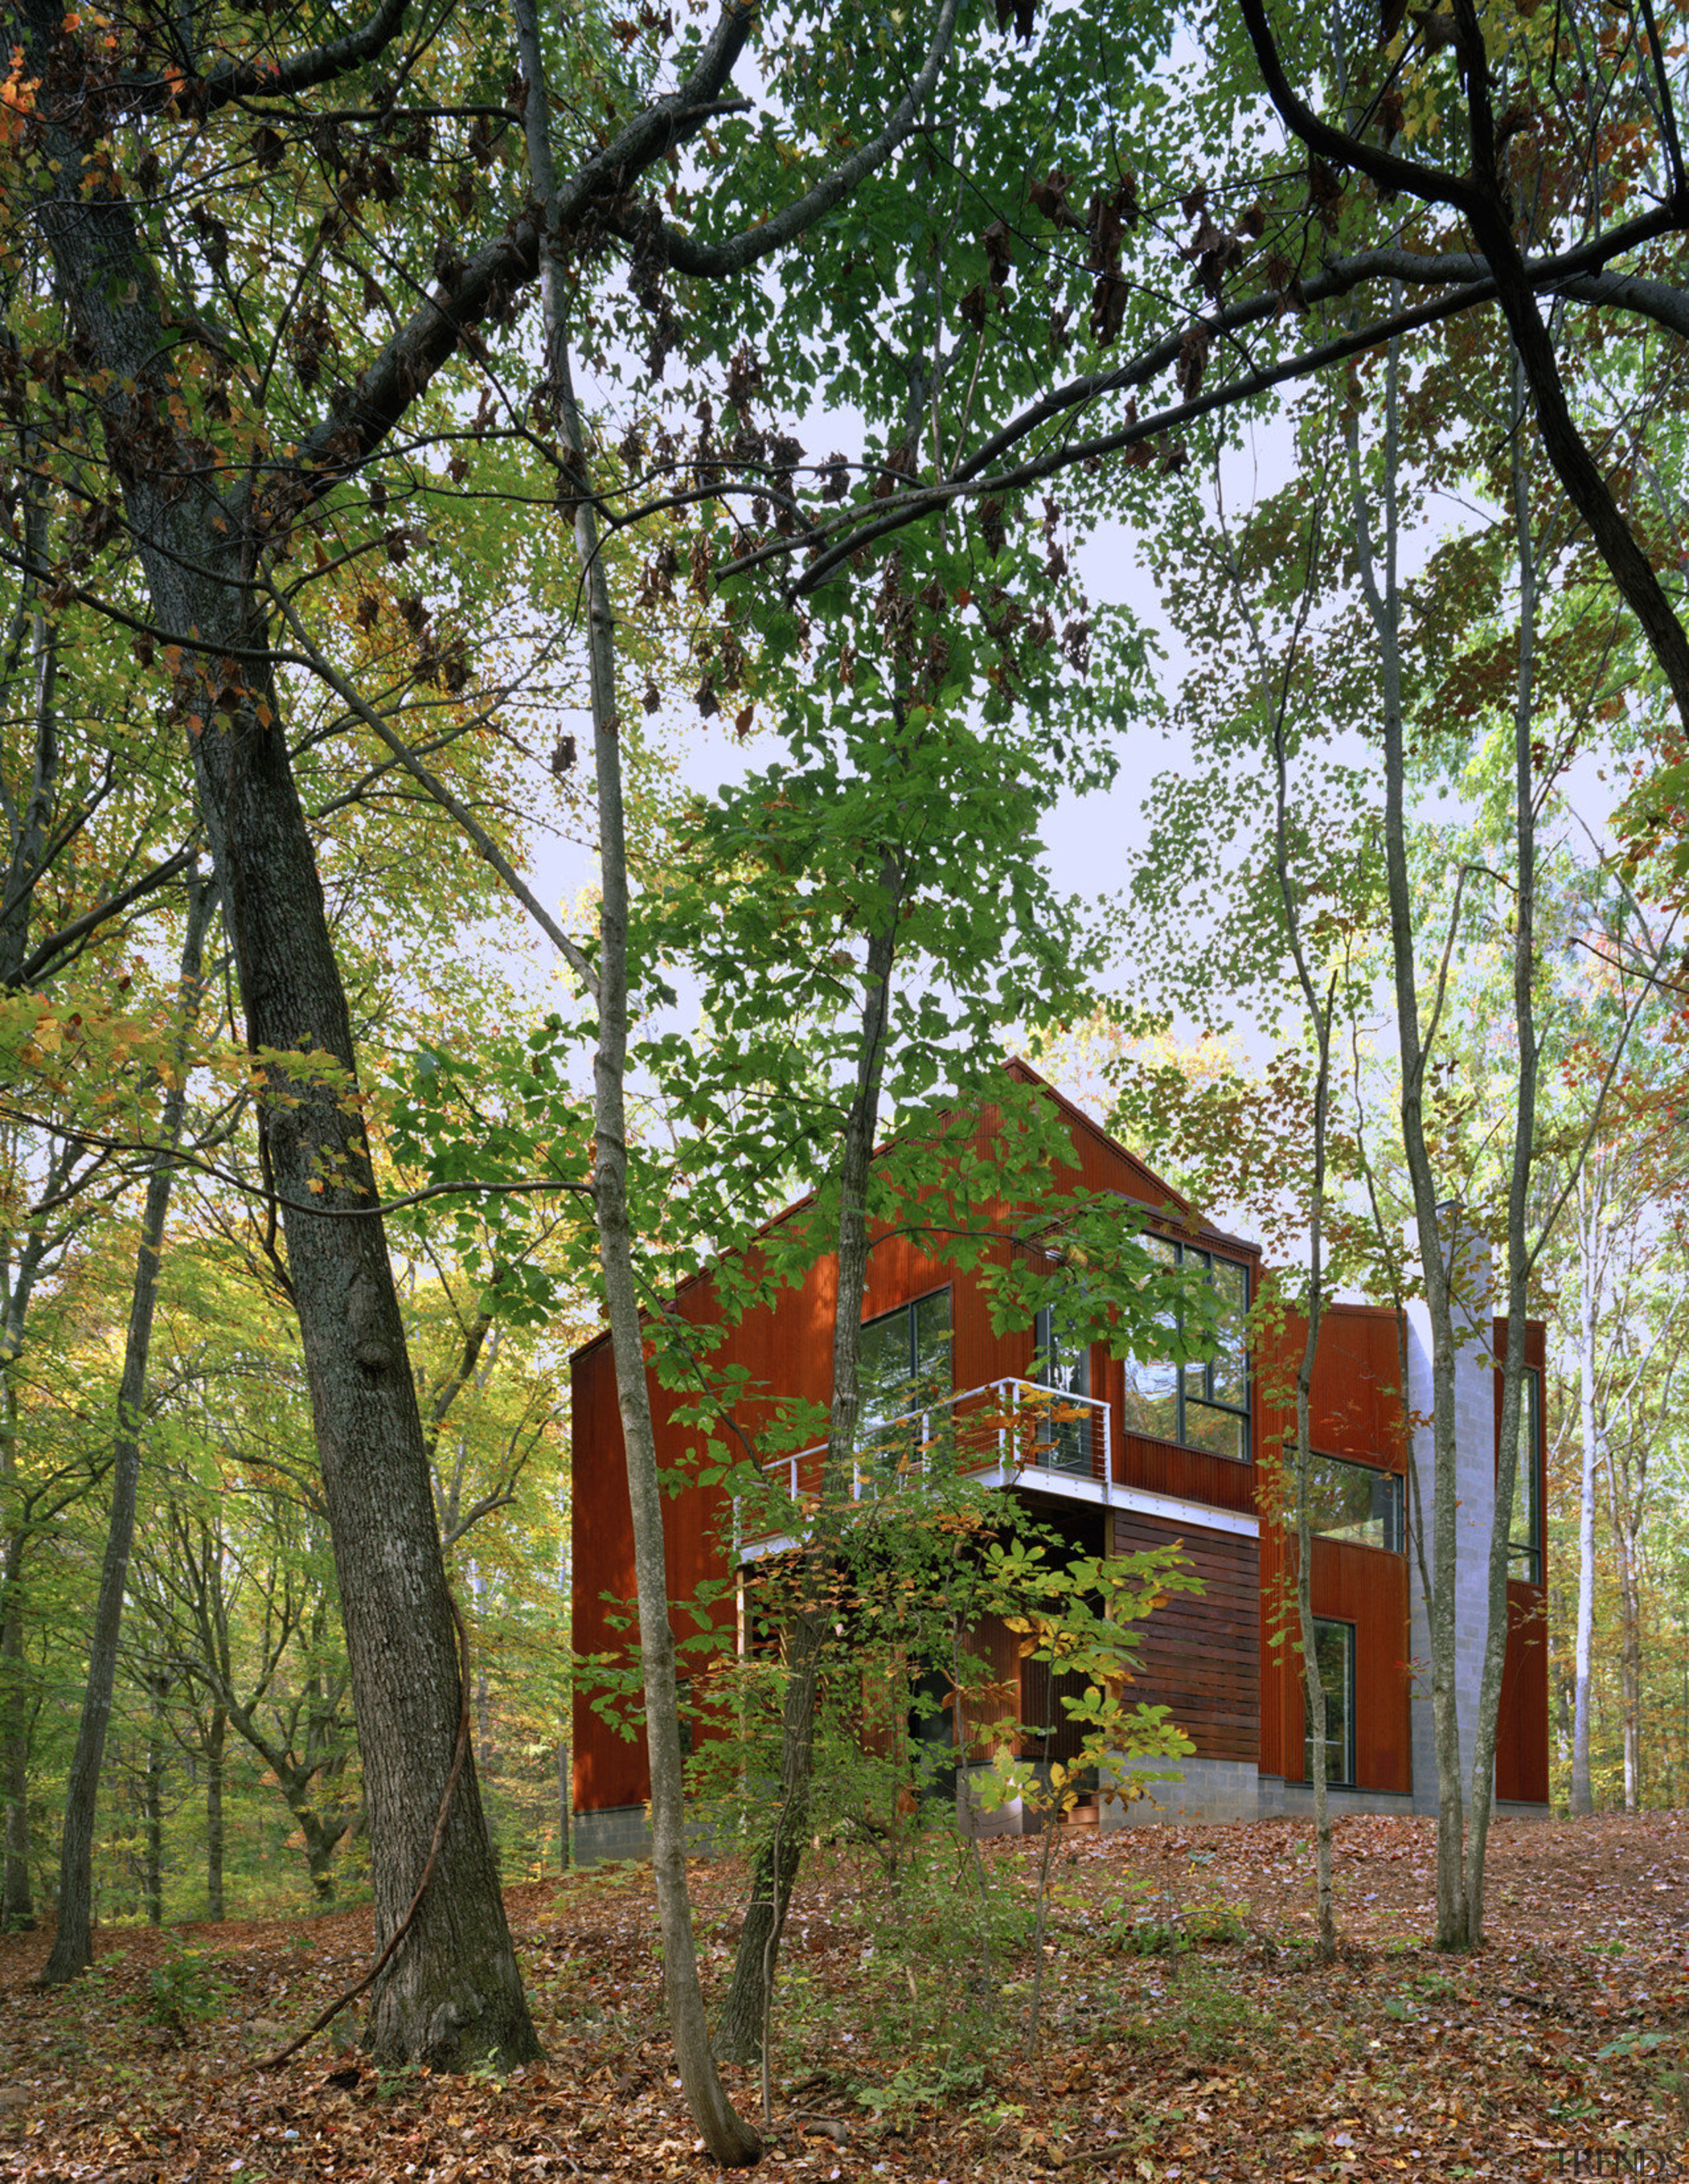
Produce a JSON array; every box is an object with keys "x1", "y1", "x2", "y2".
[{"x1": 1405, "y1": 1204, "x2": 1494, "y2": 1815}]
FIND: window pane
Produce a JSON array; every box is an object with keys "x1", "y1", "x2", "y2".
[
  {"x1": 1123, "y1": 1235, "x2": 1178, "y2": 1440},
  {"x1": 1508, "y1": 1368, "x2": 1541, "y2": 1580},
  {"x1": 1035, "y1": 1297, "x2": 1090, "y2": 1399},
  {"x1": 912, "y1": 1289, "x2": 953, "y2": 1407},
  {"x1": 1304, "y1": 1619, "x2": 1354, "y2": 1787},
  {"x1": 1032, "y1": 1299, "x2": 1092, "y2": 1473},
  {"x1": 1183, "y1": 1400, "x2": 1245, "y2": 1461},
  {"x1": 1209, "y1": 1258, "x2": 1248, "y2": 1408},
  {"x1": 1304, "y1": 1454, "x2": 1401, "y2": 1551},
  {"x1": 1123, "y1": 1355, "x2": 1179, "y2": 1443},
  {"x1": 860, "y1": 1302, "x2": 916, "y2": 1432}
]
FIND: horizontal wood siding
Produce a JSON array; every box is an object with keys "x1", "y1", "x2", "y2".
[{"x1": 1112, "y1": 1512, "x2": 1259, "y2": 1762}]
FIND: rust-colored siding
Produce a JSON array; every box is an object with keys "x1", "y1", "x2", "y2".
[
  {"x1": 570, "y1": 1069, "x2": 1550, "y2": 1820},
  {"x1": 1494, "y1": 1317, "x2": 1549, "y2": 1805},
  {"x1": 1256, "y1": 1303, "x2": 1413, "y2": 1793}
]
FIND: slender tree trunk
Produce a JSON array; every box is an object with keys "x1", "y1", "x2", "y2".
[
  {"x1": 1605, "y1": 1460, "x2": 1641, "y2": 1811},
  {"x1": 1227, "y1": 451, "x2": 1336, "y2": 1962},
  {"x1": 712, "y1": 862, "x2": 903, "y2": 2065},
  {"x1": 557, "y1": 1743, "x2": 569, "y2": 1874},
  {"x1": 0, "y1": 487, "x2": 59, "y2": 1936},
  {"x1": 1571, "y1": 1174, "x2": 1601, "y2": 1816},
  {"x1": 206, "y1": 1710, "x2": 226, "y2": 1924},
  {"x1": 1463, "y1": 350, "x2": 1541, "y2": 1943},
  {"x1": 515, "y1": 2, "x2": 754, "y2": 2154},
  {"x1": 43, "y1": 876, "x2": 212, "y2": 1981},
  {"x1": 143, "y1": 1678, "x2": 166, "y2": 1928},
  {"x1": 0, "y1": 1539, "x2": 32, "y2": 1931},
  {"x1": 1292, "y1": 1252, "x2": 1334, "y2": 1962},
  {"x1": 25, "y1": 46, "x2": 538, "y2": 2065},
  {"x1": 1346, "y1": 329, "x2": 1467, "y2": 1947}
]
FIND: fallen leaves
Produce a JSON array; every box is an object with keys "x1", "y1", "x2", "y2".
[{"x1": 0, "y1": 1815, "x2": 1682, "y2": 2179}]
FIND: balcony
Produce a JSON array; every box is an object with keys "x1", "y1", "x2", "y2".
[{"x1": 738, "y1": 1377, "x2": 1115, "y2": 1560}]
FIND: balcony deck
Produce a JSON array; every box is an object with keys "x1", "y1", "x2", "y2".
[
  {"x1": 738, "y1": 1376, "x2": 1123, "y2": 1559},
  {"x1": 737, "y1": 1376, "x2": 1265, "y2": 1558}
]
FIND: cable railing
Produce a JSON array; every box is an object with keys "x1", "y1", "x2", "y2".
[{"x1": 741, "y1": 1377, "x2": 1114, "y2": 1550}]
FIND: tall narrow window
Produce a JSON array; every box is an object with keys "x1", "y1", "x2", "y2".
[
  {"x1": 859, "y1": 1289, "x2": 953, "y2": 1441},
  {"x1": 1508, "y1": 1365, "x2": 1543, "y2": 1585},
  {"x1": 1120, "y1": 1235, "x2": 1250, "y2": 1461},
  {"x1": 1304, "y1": 1619, "x2": 1355, "y2": 1787},
  {"x1": 1033, "y1": 1295, "x2": 1092, "y2": 1473}
]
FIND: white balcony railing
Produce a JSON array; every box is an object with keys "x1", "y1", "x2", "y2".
[{"x1": 740, "y1": 1377, "x2": 1114, "y2": 1555}]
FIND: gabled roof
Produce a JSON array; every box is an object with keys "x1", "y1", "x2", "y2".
[
  {"x1": 1002, "y1": 1055, "x2": 1259, "y2": 1256},
  {"x1": 571, "y1": 1058, "x2": 1259, "y2": 1364}
]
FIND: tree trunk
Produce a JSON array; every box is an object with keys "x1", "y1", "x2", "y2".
[
  {"x1": 557, "y1": 1743, "x2": 569, "y2": 1874},
  {"x1": 143, "y1": 1680, "x2": 165, "y2": 1928},
  {"x1": 0, "y1": 1543, "x2": 32, "y2": 1931},
  {"x1": 513, "y1": 1, "x2": 754, "y2": 2152},
  {"x1": 24, "y1": 32, "x2": 539, "y2": 2066},
  {"x1": 1605, "y1": 1458, "x2": 1641, "y2": 1812},
  {"x1": 1461, "y1": 352, "x2": 1541, "y2": 1944},
  {"x1": 206, "y1": 1710, "x2": 226, "y2": 1924},
  {"x1": 42, "y1": 876, "x2": 212, "y2": 1980},
  {"x1": 711, "y1": 851, "x2": 904, "y2": 2068},
  {"x1": 1345, "y1": 330, "x2": 1468, "y2": 1948},
  {"x1": 1230, "y1": 447, "x2": 1336, "y2": 1965},
  {"x1": 1570, "y1": 1174, "x2": 1601, "y2": 1816}
]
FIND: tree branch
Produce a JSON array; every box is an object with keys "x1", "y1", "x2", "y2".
[
  {"x1": 626, "y1": 0, "x2": 960, "y2": 278},
  {"x1": 199, "y1": 0, "x2": 414, "y2": 113}
]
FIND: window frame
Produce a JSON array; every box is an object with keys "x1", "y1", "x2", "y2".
[
  {"x1": 1301, "y1": 1451, "x2": 1405, "y2": 1555},
  {"x1": 858, "y1": 1285, "x2": 954, "y2": 1432},
  {"x1": 1122, "y1": 1233, "x2": 1252, "y2": 1463},
  {"x1": 1303, "y1": 1616, "x2": 1356, "y2": 1789},
  {"x1": 1031, "y1": 1295, "x2": 1095, "y2": 1474}
]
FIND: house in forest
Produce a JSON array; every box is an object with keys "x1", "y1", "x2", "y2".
[{"x1": 569, "y1": 1063, "x2": 1549, "y2": 1861}]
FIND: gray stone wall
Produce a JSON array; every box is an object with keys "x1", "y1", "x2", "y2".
[
  {"x1": 571, "y1": 1803, "x2": 654, "y2": 1864},
  {"x1": 571, "y1": 1804, "x2": 727, "y2": 1865},
  {"x1": 1100, "y1": 1755, "x2": 1263, "y2": 1828}
]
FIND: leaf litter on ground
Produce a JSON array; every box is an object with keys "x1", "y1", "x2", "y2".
[{"x1": 0, "y1": 1812, "x2": 1680, "y2": 2181}]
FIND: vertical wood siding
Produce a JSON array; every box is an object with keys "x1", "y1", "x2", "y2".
[{"x1": 571, "y1": 1071, "x2": 1548, "y2": 1818}]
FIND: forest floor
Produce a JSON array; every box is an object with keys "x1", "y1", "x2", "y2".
[{"x1": 0, "y1": 1810, "x2": 1681, "y2": 2182}]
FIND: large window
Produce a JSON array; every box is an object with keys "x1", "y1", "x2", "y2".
[
  {"x1": 1300, "y1": 1454, "x2": 1403, "y2": 1553},
  {"x1": 1508, "y1": 1365, "x2": 1543, "y2": 1585},
  {"x1": 1304, "y1": 1618, "x2": 1355, "y2": 1787},
  {"x1": 860, "y1": 1289, "x2": 953, "y2": 1439},
  {"x1": 1121, "y1": 1237, "x2": 1250, "y2": 1461}
]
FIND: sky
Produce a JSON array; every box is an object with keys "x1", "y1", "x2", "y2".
[{"x1": 500, "y1": 279, "x2": 1638, "y2": 1280}]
